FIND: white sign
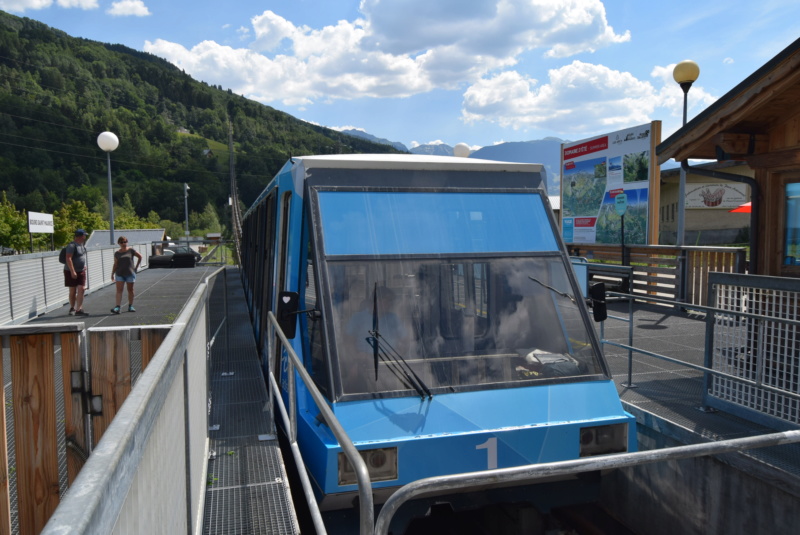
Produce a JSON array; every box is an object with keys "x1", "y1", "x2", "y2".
[
  {"x1": 28, "y1": 212, "x2": 54, "y2": 234},
  {"x1": 615, "y1": 193, "x2": 628, "y2": 216},
  {"x1": 684, "y1": 183, "x2": 748, "y2": 209}
]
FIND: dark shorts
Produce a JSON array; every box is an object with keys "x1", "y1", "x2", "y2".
[{"x1": 64, "y1": 270, "x2": 86, "y2": 287}]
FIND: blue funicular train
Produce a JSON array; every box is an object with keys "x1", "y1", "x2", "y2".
[{"x1": 239, "y1": 153, "x2": 636, "y2": 532}]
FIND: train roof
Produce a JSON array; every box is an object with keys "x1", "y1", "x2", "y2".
[{"x1": 292, "y1": 153, "x2": 544, "y2": 173}]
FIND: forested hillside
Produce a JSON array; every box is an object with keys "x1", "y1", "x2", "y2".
[{"x1": 0, "y1": 11, "x2": 400, "y2": 249}]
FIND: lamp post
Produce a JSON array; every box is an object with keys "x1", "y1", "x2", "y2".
[
  {"x1": 184, "y1": 182, "x2": 190, "y2": 243},
  {"x1": 97, "y1": 131, "x2": 119, "y2": 245},
  {"x1": 672, "y1": 60, "x2": 700, "y2": 247}
]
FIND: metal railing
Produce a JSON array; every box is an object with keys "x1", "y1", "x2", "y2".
[
  {"x1": 373, "y1": 428, "x2": 800, "y2": 535},
  {"x1": 567, "y1": 243, "x2": 747, "y2": 305},
  {"x1": 39, "y1": 267, "x2": 228, "y2": 535},
  {"x1": 705, "y1": 273, "x2": 800, "y2": 426},
  {"x1": 602, "y1": 292, "x2": 800, "y2": 407},
  {"x1": 600, "y1": 282, "x2": 800, "y2": 424},
  {"x1": 0, "y1": 242, "x2": 156, "y2": 326},
  {"x1": 266, "y1": 311, "x2": 374, "y2": 535}
]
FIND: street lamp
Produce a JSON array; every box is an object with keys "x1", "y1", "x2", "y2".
[
  {"x1": 184, "y1": 182, "x2": 190, "y2": 242},
  {"x1": 673, "y1": 60, "x2": 700, "y2": 247},
  {"x1": 97, "y1": 131, "x2": 119, "y2": 245}
]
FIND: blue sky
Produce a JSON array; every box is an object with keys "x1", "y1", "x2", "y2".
[{"x1": 3, "y1": 0, "x2": 799, "y2": 152}]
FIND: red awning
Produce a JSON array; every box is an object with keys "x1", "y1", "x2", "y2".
[{"x1": 729, "y1": 201, "x2": 751, "y2": 213}]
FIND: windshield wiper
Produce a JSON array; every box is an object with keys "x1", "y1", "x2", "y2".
[
  {"x1": 369, "y1": 330, "x2": 432, "y2": 400},
  {"x1": 369, "y1": 282, "x2": 432, "y2": 400},
  {"x1": 528, "y1": 275, "x2": 577, "y2": 304}
]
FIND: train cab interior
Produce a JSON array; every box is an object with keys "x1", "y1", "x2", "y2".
[{"x1": 295, "y1": 186, "x2": 609, "y2": 402}]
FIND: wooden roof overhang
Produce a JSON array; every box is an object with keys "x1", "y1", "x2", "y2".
[{"x1": 657, "y1": 37, "x2": 800, "y2": 168}]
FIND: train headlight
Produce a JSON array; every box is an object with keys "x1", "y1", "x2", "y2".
[
  {"x1": 338, "y1": 447, "x2": 398, "y2": 486},
  {"x1": 579, "y1": 423, "x2": 628, "y2": 457}
]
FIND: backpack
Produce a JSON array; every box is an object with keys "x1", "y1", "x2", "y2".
[{"x1": 58, "y1": 246, "x2": 67, "y2": 264}]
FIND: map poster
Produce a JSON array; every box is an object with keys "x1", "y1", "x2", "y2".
[{"x1": 560, "y1": 122, "x2": 660, "y2": 245}]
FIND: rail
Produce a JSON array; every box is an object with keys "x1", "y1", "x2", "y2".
[
  {"x1": 601, "y1": 291, "x2": 800, "y2": 407},
  {"x1": 373, "y1": 428, "x2": 800, "y2": 535},
  {"x1": 567, "y1": 243, "x2": 747, "y2": 305},
  {"x1": 266, "y1": 311, "x2": 374, "y2": 535},
  {"x1": 37, "y1": 267, "x2": 229, "y2": 534}
]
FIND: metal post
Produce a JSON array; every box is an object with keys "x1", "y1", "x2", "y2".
[
  {"x1": 107, "y1": 152, "x2": 115, "y2": 246},
  {"x1": 184, "y1": 183, "x2": 190, "y2": 243},
  {"x1": 676, "y1": 90, "x2": 688, "y2": 248},
  {"x1": 621, "y1": 295, "x2": 636, "y2": 388}
]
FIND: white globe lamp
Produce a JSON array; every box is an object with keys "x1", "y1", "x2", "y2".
[{"x1": 453, "y1": 143, "x2": 471, "y2": 158}]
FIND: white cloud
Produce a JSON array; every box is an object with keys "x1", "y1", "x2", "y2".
[
  {"x1": 57, "y1": 0, "x2": 97, "y2": 7},
  {"x1": 0, "y1": 0, "x2": 51, "y2": 10},
  {"x1": 144, "y1": 1, "x2": 630, "y2": 107},
  {"x1": 461, "y1": 61, "x2": 717, "y2": 137},
  {"x1": 359, "y1": 0, "x2": 628, "y2": 59},
  {"x1": 250, "y1": 10, "x2": 305, "y2": 52},
  {"x1": 107, "y1": 0, "x2": 149, "y2": 16},
  {"x1": 0, "y1": 0, "x2": 97, "y2": 10},
  {"x1": 723, "y1": 57, "x2": 734, "y2": 64},
  {"x1": 236, "y1": 26, "x2": 250, "y2": 40},
  {"x1": 330, "y1": 126, "x2": 366, "y2": 133}
]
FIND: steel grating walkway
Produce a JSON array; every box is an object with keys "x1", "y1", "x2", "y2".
[{"x1": 203, "y1": 273, "x2": 299, "y2": 535}]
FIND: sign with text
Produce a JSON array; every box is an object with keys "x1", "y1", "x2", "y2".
[
  {"x1": 560, "y1": 122, "x2": 660, "y2": 245},
  {"x1": 684, "y1": 183, "x2": 748, "y2": 209},
  {"x1": 615, "y1": 193, "x2": 628, "y2": 216},
  {"x1": 28, "y1": 212, "x2": 54, "y2": 234}
]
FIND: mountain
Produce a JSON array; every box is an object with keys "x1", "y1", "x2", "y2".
[
  {"x1": 340, "y1": 129, "x2": 408, "y2": 152},
  {"x1": 0, "y1": 11, "x2": 401, "y2": 222},
  {"x1": 470, "y1": 138, "x2": 566, "y2": 194},
  {"x1": 410, "y1": 142, "x2": 454, "y2": 156}
]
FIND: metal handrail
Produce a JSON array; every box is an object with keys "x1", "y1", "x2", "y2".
[
  {"x1": 603, "y1": 291, "x2": 800, "y2": 402},
  {"x1": 373, "y1": 429, "x2": 800, "y2": 535},
  {"x1": 266, "y1": 311, "x2": 374, "y2": 535}
]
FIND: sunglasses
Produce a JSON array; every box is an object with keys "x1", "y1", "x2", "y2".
[{"x1": 120, "y1": 240, "x2": 128, "y2": 243}]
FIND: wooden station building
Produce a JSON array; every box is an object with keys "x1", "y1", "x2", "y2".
[{"x1": 657, "y1": 37, "x2": 800, "y2": 279}]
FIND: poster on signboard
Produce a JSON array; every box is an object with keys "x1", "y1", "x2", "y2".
[{"x1": 560, "y1": 122, "x2": 659, "y2": 245}]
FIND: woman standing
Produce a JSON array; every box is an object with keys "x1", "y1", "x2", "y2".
[{"x1": 111, "y1": 236, "x2": 143, "y2": 314}]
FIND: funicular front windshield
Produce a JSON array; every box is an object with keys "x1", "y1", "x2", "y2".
[{"x1": 316, "y1": 190, "x2": 605, "y2": 397}]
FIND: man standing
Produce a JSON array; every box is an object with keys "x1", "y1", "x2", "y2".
[{"x1": 65, "y1": 229, "x2": 89, "y2": 316}]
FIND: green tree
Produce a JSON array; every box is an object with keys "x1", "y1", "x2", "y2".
[
  {"x1": 189, "y1": 202, "x2": 222, "y2": 235},
  {"x1": 0, "y1": 192, "x2": 29, "y2": 251},
  {"x1": 53, "y1": 201, "x2": 106, "y2": 246}
]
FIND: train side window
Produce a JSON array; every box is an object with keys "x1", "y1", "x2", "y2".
[{"x1": 302, "y1": 211, "x2": 331, "y2": 398}]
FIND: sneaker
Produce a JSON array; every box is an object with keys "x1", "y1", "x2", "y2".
[
  {"x1": 69, "y1": 307, "x2": 75, "y2": 315},
  {"x1": 74, "y1": 310, "x2": 89, "y2": 316},
  {"x1": 128, "y1": 305, "x2": 136, "y2": 312},
  {"x1": 111, "y1": 306, "x2": 121, "y2": 314}
]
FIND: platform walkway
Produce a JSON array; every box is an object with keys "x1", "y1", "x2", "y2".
[
  {"x1": 599, "y1": 301, "x2": 800, "y2": 495},
  {"x1": 22, "y1": 266, "x2": 298, "y2": 535}
]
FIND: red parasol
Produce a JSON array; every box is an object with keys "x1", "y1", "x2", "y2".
[{"x1": 729, "y1": 201, "x2": 751, "y2": 213}]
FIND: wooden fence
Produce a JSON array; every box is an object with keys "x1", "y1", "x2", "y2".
[
  {"x1": 0, "y1": 323, "x2": 169, "y2": 535},
  {"x1": 568, "y1": 244, "x2": 747, "y2": 306}
]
